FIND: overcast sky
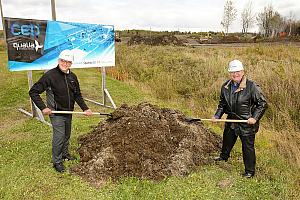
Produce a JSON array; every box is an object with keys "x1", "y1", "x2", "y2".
[{"x1": 1, "y1": 0, "x2": 299, "y2": 32}]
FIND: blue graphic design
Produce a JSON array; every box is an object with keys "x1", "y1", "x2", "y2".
[{"x1": 6, "y1": 18, "x2": 115, "y2": 71}]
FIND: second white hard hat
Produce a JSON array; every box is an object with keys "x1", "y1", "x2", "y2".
[
  {"x1": 228, "y1": 59, "x2": 244, "y2": 72},
  {"x1": 59, "y1": 49, "x2": 74, "y2": 62}
]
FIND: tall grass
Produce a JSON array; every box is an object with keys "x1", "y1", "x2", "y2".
[{"x1": 109, "y1": 43, "x2": 300, "y2": 167}]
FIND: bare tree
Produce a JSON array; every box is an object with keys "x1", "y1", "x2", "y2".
[
  {"x1": 287, "y1": 12, "x2": 296, "y2": 36},
  {"x1": 269, "y1": 12, "x2": 285, "y2": 37},
  {"x1": 257, "y1": 5, "x2": 274, "y2": 36},
  {"x1": 221, "y1": 0, "x2": 237, "y2": 35},
  {"x1": 257, "y1": 5, "x2": 287, "y2": 37},
  {"x1": 296, "y1": 21, "x2": 300, "y2": 35},
  {"x1": 241, "y1": 1, "x2": 255, "y2": 34}
]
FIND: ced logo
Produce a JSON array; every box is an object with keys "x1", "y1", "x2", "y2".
[{"x1": 10, "y1": 23, "x2": 40, "y2": 36}]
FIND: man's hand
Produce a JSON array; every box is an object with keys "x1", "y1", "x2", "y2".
[
  {"x1": 247, "y1": 117, "x2": 257, "y2": 124},
  {"x1": 84, "y1": 109, "x2": 93, "y2": 116},
  {"x1": 211, "y1": 116, "x2": 218, "y2": 122},
  {"x1": 42, "y1": 108, "x2": 52, "y2": 115}
]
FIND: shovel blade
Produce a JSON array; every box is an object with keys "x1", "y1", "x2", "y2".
[{"x1": 185, "y1": 117, "x2": 201, "y2": 122}]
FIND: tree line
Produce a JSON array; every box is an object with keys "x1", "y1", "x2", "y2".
[{"x1": 221, "y1": 0, "x2": 300, "y2": 37}]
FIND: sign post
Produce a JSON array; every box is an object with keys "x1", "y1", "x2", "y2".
[
  {"x1": 84, "y1": 66, "x2": 117, "y2": 109},
  {"x1": 51, "y1": 0, "x2": 56, "y2": 21},
  {"x1": 0, "y1": 0, "x2": 6, "y2": 42}
]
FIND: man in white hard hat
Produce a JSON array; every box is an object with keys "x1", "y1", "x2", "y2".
[
  {"x1": 212, "y1": 59, "x2": 268, "y2": 178},
  {"x1": 29, "y1": 49, "x2": 93, "y2": 173}
]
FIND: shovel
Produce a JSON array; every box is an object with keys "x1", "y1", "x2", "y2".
[
  {"x1": 51, "y1": 111, "x2": 112, "y2": 117},
  {"x1": 185, "y1": 117, "x2": 248, "y2": 123}
]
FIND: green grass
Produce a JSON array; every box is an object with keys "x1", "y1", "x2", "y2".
[{"x1": 0, "y1": 47, "x2": 299, "y2": 199}]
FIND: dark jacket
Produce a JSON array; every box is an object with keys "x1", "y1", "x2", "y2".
[
  {"x1": 214, "y1": 76, "x2": 268, "y2": 135},
  {"x1": 29, "y1": 66, "x2": 89, "y2": 113}
]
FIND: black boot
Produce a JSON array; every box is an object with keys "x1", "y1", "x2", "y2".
[
  {"x1": 214, "y1": 156, "x2": 228, "y2": 162},
  {"x1": 242, "y1": 172, "x2": 254, "y2": 178},
  {"x1": 62, "y1": 154, "x2": 76, "y2": 161},
  {"x1": 53, "y1": 162, "x2": 65, "y2": 173}
]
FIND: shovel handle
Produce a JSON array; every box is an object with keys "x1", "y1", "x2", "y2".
[
  {"x1": 200, "y1": 119, "x2": 248, "y2": 123},
  {"x1": 51, "y1": 111, "x2": 111, "y2": 116}
]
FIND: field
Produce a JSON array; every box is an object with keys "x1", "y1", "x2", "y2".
[{"x1": 1, "y1": 43, "x2": 300, "y2": 199}]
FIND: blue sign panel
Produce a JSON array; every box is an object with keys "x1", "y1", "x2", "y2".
[{"x1": 5, "y1": 17, "x2": 115, "y2": 71}]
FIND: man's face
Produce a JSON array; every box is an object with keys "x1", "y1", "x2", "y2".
[
  {"x1": 230, "y1": 70, "x2": 244, "y2": 83},
  {"x1": 58, "y1": 59, "x2": 72, "y2": 73}
]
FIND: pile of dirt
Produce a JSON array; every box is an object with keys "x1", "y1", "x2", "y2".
[
  {"x1": 220, "y1": 35, "x2": 241, "y2": 43},
  {"x1": 71, "y1": 103, "x2": 221, "y2": 185},
  {"x1": 127, "y1": 35, "x2": 184, "y2": 46}
]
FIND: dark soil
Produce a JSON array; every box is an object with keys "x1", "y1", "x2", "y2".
[
  {"x1": 71, "y1": 103, "x2": 221, "y2": 185},
  {"x1": 127, "y1": 35, "x2": 184, "y2": 46},
  {"x1": 125, "y1": 34, "x2": 300, "y2": 47}
]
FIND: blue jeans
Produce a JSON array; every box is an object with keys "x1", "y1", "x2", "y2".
[{"x1": 49, "y1": 115, "x2": 72, "y2": 164}]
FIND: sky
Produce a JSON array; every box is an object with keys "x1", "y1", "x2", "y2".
[{"x1": 1, "y1": 0, "x2": 300, "y2": 33}]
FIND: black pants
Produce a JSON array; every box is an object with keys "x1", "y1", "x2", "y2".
[{"x1": 220, "y1": 126, "x2": 256, "y2": 174}]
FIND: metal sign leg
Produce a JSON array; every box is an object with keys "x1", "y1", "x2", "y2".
[
  {"x1": 85, "y1": 67, "x2": 117, "y2": 109},
  {"x1": 18, "y1": 71, "x2": 51, "y2": 126}
]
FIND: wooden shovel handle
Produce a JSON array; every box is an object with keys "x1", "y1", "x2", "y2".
[
  {"x1": 51, "y1": 111, "x2": 111, "y2": 116},
  {"x1": 200, "y1": 119, "x2": 248, "y2": 123}
]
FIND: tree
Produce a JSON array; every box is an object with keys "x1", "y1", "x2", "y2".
[
  {"x1": 241, "y1": 1, "x2": 255, "y2": 34},
  {"x1": 257, "y1": 5, "x2": 272, "y2": 36},
  {"x1": 269, "y1": 12, "x2": 285, "y2": 37},
  {"x1": 221, "y1": 0, "x2": 237, "y2": 35},
  {"x1": 287, "y1": 12, "x2": 296, "y2": 36},
  {"x1": 296, "y1": 21, "x2": 300, "y2": 35},
  {"x1": 257, "y1": 5, "x2": 286, "y2": 37},
  {"x1": 256, "y1": 5, "x2": 282, "y2": 37}
]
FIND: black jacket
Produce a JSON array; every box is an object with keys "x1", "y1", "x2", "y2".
[
  {"x1": 214, "y1": 76, "x2": 268, "y2": 135},
  {"x1": 29, "y1": 66, "x2": 89, "y2": 113}
]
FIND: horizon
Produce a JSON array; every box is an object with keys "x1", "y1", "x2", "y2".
[{"x1": 1, "y1": 0, "x2": 300, "y2": 33}]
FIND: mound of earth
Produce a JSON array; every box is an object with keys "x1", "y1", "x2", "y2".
[
  {"x1": 71, "y1": 103, "x2": 221, "y2": 185},
  {"x1": 221, "y1": 35, "x2": 241, "y2": 43},
  {"x1": 127, "y1": 35, "x2": 184, "y2": 46}
]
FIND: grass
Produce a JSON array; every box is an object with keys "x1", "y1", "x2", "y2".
[{"x1": 0, "y1": 44, "x2": 300, "y2": 199}]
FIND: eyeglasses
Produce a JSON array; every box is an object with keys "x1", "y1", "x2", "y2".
[
  {"x1": 60, "y1": 59, "x2": 72, "y2": 65},
  {"x1": 229, "y1": 70, "x2": 243, "y2": 74}
]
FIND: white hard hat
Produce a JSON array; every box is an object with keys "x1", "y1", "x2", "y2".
[
  {"x1": 228, "y1": 59, "x2": 244, "y2": 72},
  {"x1": 59, "y1": 49, "x2": 74, "y2": 62}
]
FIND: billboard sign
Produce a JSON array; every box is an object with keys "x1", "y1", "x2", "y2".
[{"x1": 4, "y1": 17, "x2": 115, "y2": 71}]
